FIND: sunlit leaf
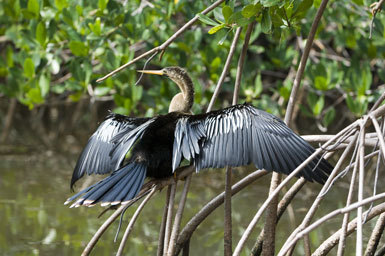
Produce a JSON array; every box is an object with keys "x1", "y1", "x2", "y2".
[
  {"x1": 55, "y1": 0, "x2": 68, "y2": 11},
  {"x1": 24, "y1": 58, "x2": 35, "y2": 78},
  {"x1": 28, "y1": 0, "x2": 40, "y2": 17},
  {"x1": 208, "y1": 24, "x2": 226, "y2": 34},
  {"x1": 98, "y1": 0, "x2": 109, "y2": 11},
  {"x1": 36, "y1": 22, "x2": 47, "y2": 46},
  {"x1": 312, "y1": 96, "x2": 324, "y2": 116},
  {"x1": 69, "y1": 41, "x2": 89, "y2": 57}
]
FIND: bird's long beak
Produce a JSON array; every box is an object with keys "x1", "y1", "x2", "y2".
[{"x1": 137, "y1": 70, "x2": 164, "y2": 76}]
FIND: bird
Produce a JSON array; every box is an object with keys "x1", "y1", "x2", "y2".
[{"x1": 65, "y1": 66, "x2": 333, "y2": 207}]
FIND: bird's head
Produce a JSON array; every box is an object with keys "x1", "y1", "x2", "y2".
[
  {"x1": 138, "y1": 66, "x2": 189, "y2": 85},
  {"x1": 137, "y1": 66, "x2": 194, "y2": 113}
]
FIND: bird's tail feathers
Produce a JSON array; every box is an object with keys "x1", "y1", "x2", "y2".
[{"x1": 64, "y1": 162, "x2": 147, "y2": 207}]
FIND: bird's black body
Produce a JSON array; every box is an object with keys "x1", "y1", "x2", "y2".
[
  {"x1": 66, "y1": 67, "x2": 333, "y2": 207},
  {"x1": 128, "y1": 112, "x2": 180, "y2": 179}
]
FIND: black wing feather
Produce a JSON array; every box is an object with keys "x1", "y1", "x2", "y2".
[
  {"x1": 71, "y1": 114, "x2": 151, "y2": 188},
  {"x1": 173, "y1": 104, "x2": 333, "y2": 184}
]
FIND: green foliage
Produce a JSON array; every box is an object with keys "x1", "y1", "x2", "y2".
[{"x1": 1, "y1": 0, "x2": 385, "y2": 128}]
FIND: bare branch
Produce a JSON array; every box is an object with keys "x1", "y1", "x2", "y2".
[
  {"x1": 312, "y1": 202, "x2": 385, "y2": 256},
  {"x1": 167, "y1": 175, "x2": 192, "y2": 256},
  {"x1": 356, "y1": 120, "x2": 367, "y2": 255},
  {"x1": 164, "y1": 182, "x2": 177, "y2": 255},
  {"x1": 233, "y1": 121, "x2": 357, "y2": 256},
  {"x1": 96, "y1": 0, "x2": 225, "y2": 83},
  {"x1": 207, "y1": 27, "x2": 242, "y2": 111},
  {"x1": 279, "y1": 193, "x2": 385, "y2": 256},
  {"x1": 284, "y1": 0, "x2": 330, "y2": 125},
  {"x1": 337, "y1": 136, "x2": 359, "y2": 256},
  {"x1": 365, "y1": 213, "x2": 385, "y2": 256},
  {"x1": 116, "y1": 186, "x2": 157, "y2": 256},
  {"x1": 157, "y1": 186, "x2": 172, "y2": 256},
  {"x1": 175, "y1": 169, "x2": 268, "y2": 255}
]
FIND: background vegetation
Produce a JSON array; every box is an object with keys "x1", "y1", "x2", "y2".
[
  {"x1": 1, "y1": 0, "x2": 385, "y2": 255},
  {"x1": 1, "y1": 0, "x2": 384, "y2": 127}
]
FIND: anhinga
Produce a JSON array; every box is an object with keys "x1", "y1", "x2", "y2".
[{"x1": 66, "y1": 67, "x2": 333, "y2": 207}]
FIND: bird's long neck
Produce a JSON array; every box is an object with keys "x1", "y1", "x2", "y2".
[{"x1": 169, "y1": 72, "x2": 194, "y2": 113}]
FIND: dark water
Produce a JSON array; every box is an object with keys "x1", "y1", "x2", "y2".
[{"x1": 0, "y1": 146, "x2": 369, "y2": 255}]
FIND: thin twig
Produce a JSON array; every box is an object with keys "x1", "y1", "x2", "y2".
[
  {"x1": 337, "y1": 135, "x2": 360, "y2": 256},
  {"x1": 262, "y1": 1, "x2": 330, "y2": 253},
  {"x1": 312, "y1": 202, "x2": 385, "y2": 256},
  {"x1": 164, "y1": 182, "x2": 177, "y2": 255},
  {"x1": 224, "y1": 166, "x2": 233, "y2": 256},
  {"x1": 233, "y1": 21, "x2": 256, "y2": 105},
  {"x1": 369, "y1": 0, "x2": 385, "y2": 38},
  {"x1": 157, "y1": 186, "x2": 172, "y2": 256},
  {"x1": 278, "y1": 192, "x2": 385, "y2": 256},
  {"x1": 366, "y1": 213, "x2": 385, "y2": 256},
  {"x1": 262, "y1": 172, "x2": 281, "y2": 255},
  {"x1": 167, "y1": 175, "x2": 192, "y2": 256},
  {"x1": 175, "y1": 169, "x2": 268, "y2": 255},
  {"x1": 116, "y1": 186, "x2": 157, "y2": 256},
  {"x1": 233, "y1": 121, "x2": 357, "y2": 256},
  {"x1": 356, "y1": 119, "x2": 367, "y2": 255},
  {"x1": 81, "y1": 205, "x2": 127, "y2": 256},
  {"x1": 207, "y1": 27, "x2": 242, "y2": 111},
  {"x1": 225, "y1": 22, "x2": 256, "y2": 256},
  {"x1": 278, "y1": 128, "x2": 358, "y2": 254},
  {"x1": 284, "y1": 0, "x2": 329, "y2": 124},
  {"x1": 96, "y1": 0, "x2": 225, "y2": 83},
  {"x1": 250, "y1": 178, "x2": 307, "y2": 255},
  {"x1": 370, "y1": 91, "x2": 385, "y2": 112}
]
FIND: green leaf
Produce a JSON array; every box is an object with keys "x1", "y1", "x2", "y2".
[
  {"x1": 27, "y1": 87, "x2": 44, "y2": 104},
  {"x1": 197, "y1": 13, "x2": 220, "y2": 26},
  {"x1": 39, "y1": 74, "x2": 50, "y2": 97},
  {"x1": 218, "y1": 28, "x2": 232, "y2": 45},
  {"x1": 6, "y1": 46, "x2": 14, "y2": 68},
  {"x1": 98, "y1": 0, "x2": 109, "y2": 11},
  {"x1": 254, "y1": 73, "x2": 263, "y2": 97},
  {"x1": 323, "y1": 108, "x2": 335, "y2": 127},
  {"x1": 261, "y1": 0, "x2": 282, "y2": 7},
  {"x1": 314, "y1": 76, "x2": 327, "y2": 91},
  {"x1": 261, "y1": 9, "x2": 272, "y2": 33},
  {"x1": 222, "y1": 5, "x2": 233, "y2": 24},
  {"x1": 94, "y1": 87, "x2": 110, "y2": 96},
  {"x1": 89, "y1": 18, "x2": 101, "y2": 36},
  {"x1": 242, "y1": 4, "x2": 258, "y2": 19},
  {"x1": 24, "y1": 58, "x2": 35, "y2": 78},
  {"x1": 208, "y1": 24, "x2": 226, "y2": 34},
  {"x1": 55, "y1": 0, "x2": 68, "y2": 11},
  {"x1": 292, "y1": 0, "x2": 313, "y2": 19},
  {"x1": 312, "y1": 96, "x2": 324, "y2": 116},
  {"x1": 358, "y1": 66, "x2": 372, "y2": 96},
  {"x1": 36, "y1": 22, "x2": 47, "y2": 46},
  {"x1": 69, "y1": 41, "x2": 89, "y2": 57},
  {"x1": 28, "y1": 0, "x2": 40, "y2": 17}
]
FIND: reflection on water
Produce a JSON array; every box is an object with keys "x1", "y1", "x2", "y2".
[{"x1": 0, "y1": 149, "x2": 358, "y2": 255}]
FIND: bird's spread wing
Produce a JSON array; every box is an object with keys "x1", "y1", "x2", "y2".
[
  {"x1": 173, "y1": 104, "x2": 333, "y2": 184},
  {"x1": 109, "y1": 118, "x2": 156, "y2": 170},
  {"x1": 71, "y1": 114, "x2": 151, "y2": 188}
]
